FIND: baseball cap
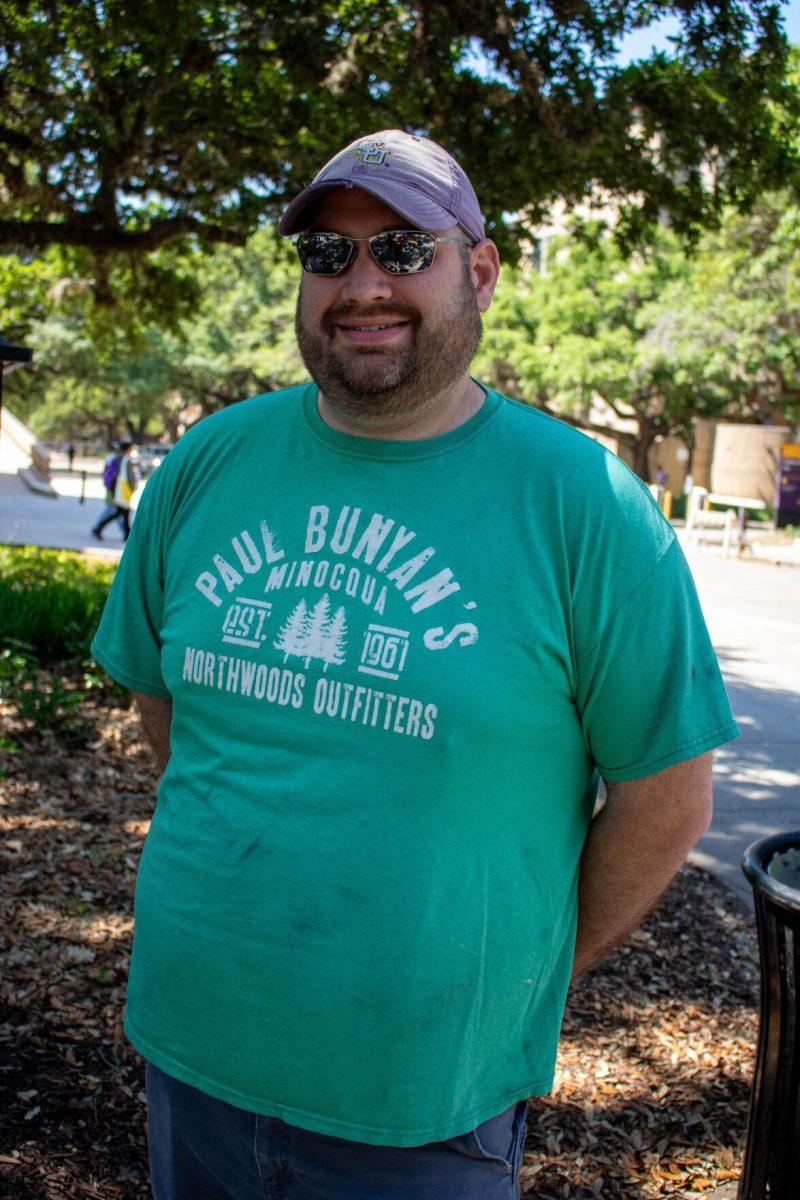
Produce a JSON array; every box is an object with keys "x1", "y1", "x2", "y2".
[{"x1": 278, "y1": 130, "x2": 486, "y2": 244}]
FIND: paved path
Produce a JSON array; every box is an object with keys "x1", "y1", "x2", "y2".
[
  {"x1": 0, "y1": 468, "x2": 134, "y2": 557},
  {"x1": 679, "y1": 535, "x2": 800, "y2": 913},
  {"x1": 1, "y1": 477, "x2": 797, "y2": 914}
]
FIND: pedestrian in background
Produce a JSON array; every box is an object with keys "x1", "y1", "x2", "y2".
[{"x1": 91, "y1": 440, "x2": 138, "y2": 541}]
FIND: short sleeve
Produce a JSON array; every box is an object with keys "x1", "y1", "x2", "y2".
[
  {"x1": 90, "y1": 467, "x2": 171, "y2": 697},
  {"x1": 574, "y1": 537, "x2": 740, "y2": 780}
]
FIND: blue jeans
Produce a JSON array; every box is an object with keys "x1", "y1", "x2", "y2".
[{"x1": 145, "y1": 1061, "x2": 529, "y2": 1199}]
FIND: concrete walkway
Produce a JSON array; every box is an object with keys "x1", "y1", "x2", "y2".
[
  {"x1": 0, "y1": 467, "x2": 135, "y2": 557},
  {"x1": 679, "y1": 535, "x2": 800, "y2": 914}
]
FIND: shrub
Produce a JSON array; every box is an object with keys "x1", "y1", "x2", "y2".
[
  {"x1": 0, "y1": 549, "x2": 126, "y2": 741},
  {"x1": 0, "y1": 546, "x2": 117, "y2": 662}
]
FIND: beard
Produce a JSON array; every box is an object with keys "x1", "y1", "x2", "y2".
[{"x1": 294, "y1": 275, "x2": 483, "y2": 430}]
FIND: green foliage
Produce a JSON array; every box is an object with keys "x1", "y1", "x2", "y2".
[
  {"x1": 167, "y1": 226, "x2": 305, "y2": 415},
  {"x1": 8, "y1": 226, "x2": 304, "y2": 440},
  {"x1": 0, "y1": 550, "x2": 127, "y2": 741},
  {"x1": 657, "y1": 189, "x2": 800, "y2": 427},
  {"x1": 476, "y1": 186, "x2": 800, "y2": 478},
  {"x1": 0, "y1": 547, "x2": 117, "y2": 662},
  {"x1": 0, "y1": 732, "x2": 20, "y2": 778},
  {"x1": 0, "y1": 641, "x2": 87, "y2": 743},
  {"x1": 0, "y1": 247, "x2": 65, "y2": 341},
  {"x1": 0, "y1": 0, "x2": 797, "y2": 318}
]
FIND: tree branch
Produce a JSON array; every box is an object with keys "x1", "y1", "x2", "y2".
[
  {"x1": 606, "y1": 395, "x2": 637, "y2": 420},
  {"x1": 0, "y1": 216, "x2": 249, "y2": 253}
]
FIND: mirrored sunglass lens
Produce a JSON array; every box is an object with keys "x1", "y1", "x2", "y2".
[
  {"x1": 371, "y1": 232, "x2": 435, "y2": 274},
  {"x1": 298, "y1": 234, "x2": 352, "y2": 274}
]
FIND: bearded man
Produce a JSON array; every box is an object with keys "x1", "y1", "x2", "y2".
[{"x1": 91, "y1": 130, "x2": 739, "y2": 1200}]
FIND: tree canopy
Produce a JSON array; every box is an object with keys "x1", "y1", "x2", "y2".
[
  {"x1": 4, "y1": 226, "x2": 302, "y2": 441},
  {"x1": 1, "y1": 0, "x2": 798, "y2": 288},
  {"x1": 475, "y1": 187, "x2": 800, "y2": 477},
  {"x1": 7, "y1": 181, "x2": 798, "y2": 474}
]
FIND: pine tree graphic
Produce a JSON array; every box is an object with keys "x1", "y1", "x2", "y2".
[
  {"x1": 274, "y1": 594, "x2": 348, "y2": 670},
  {"x1": 273, "y1": 598, "x2": 311, "y2": 663},
  {"x1": 320, "y1": 605, "x2": 347, "y2": 671},
  {"x1": 303, "y1": 594, "x2": 333, "y2": 667}
]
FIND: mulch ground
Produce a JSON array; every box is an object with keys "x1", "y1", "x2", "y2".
[{"x1": 1, "y1": 681, "x2": 758, "y2": 1199}]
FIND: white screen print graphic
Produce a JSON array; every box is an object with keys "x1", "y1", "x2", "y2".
[
  {"x1": 186, "y1": 504, "x2": 479, "y2": 740},
  {"x1": 275, "y1": 595, "x2": 348, "y2": 672},
  {"x1": 221, "y1": 597, "x2": 272, "y2": 649}
]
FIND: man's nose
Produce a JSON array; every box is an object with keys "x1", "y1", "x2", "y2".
[{"x1": 338, "y1": 244, "x2": 394, "y2": 303}]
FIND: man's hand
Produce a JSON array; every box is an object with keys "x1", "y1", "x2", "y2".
[
  {"x1": 570, "y1": 751, "x2": 714, "y2": 983},
  {"x1": 131, "y1": 690, "x2": 173, "y2": 774}
]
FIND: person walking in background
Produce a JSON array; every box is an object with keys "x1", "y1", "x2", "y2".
[
  {"x1": 90, "y1": 130, "x2": 740, "y2": 1199},
  {"x1": 91, "y1": 440, "x2": 138, "y2": 541},
  {"x1": 90, "y1": 443, "x2": 123, "y2": 538}
]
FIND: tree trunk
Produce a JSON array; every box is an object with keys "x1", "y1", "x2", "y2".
[
  {"x1": 126, "y1": 415, "x2": 148, "y2": 443},
  {"x1": 632, "y1": 413, "x2": 654, "y2": 482},
  {"x1": 162, "y1": 412, "x2": 180, "y2": 444}
]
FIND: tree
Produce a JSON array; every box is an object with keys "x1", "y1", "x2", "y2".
[
  {"x1": 165, "y1": 227, "x2": 304, "y2": 420},
  {"x1": 645, "y1": 190, "x2": 800, "y2": 430},
  {"x1": 475, "y1": 190, "x2": 800, "y2": 479},
  {"x1": 4, "y1": 225, "x2": 303, "y2": 441},
  {"x1": 1, "y1": 0, "x2": 797, "y2": 303}
]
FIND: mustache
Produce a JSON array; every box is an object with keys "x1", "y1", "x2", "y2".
[{"x1": 321, "y1": 302, "x2": 420, "y2": 335}]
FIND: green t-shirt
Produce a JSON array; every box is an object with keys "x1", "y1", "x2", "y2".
[{"x1": 91, "y1": 380, "x2": 739, "y2": 1146}]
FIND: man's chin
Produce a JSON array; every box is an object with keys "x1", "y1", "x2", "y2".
[
  {"x1": 328, "y1": 358, "x2": 409, "y2": 396},
  {"x1": 331, "y1": 374, "x2": 406, "y2": 401}
]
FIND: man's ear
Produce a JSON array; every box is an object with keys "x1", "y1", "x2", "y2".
[{"x1": 469, "y1": 240, "x2": 501, "y2": 313}]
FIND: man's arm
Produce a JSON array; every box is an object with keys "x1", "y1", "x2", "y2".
[
  {"x1": 131, "y1": 690, "x2": 172, "y2": 774},
  {"x1": 570, "y1": 750, "x2": 714, "y2": 983}
]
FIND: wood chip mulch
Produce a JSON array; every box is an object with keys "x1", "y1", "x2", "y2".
[{"x1": 1, "y1": 686, "x2": 758, "y2": 1198}]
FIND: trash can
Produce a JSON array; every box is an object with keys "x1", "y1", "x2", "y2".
[{"x1": 740, "y1": 832, "x2": 800, "y2": 1199}]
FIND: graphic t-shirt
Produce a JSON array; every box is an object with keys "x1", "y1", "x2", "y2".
[{"x1": 91, "y1": 381, "x2": 740, "y2": 1146}]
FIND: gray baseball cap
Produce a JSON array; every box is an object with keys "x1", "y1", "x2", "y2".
[{"x1": 278, "y1": 129, "x2": 486, "y2": 244}]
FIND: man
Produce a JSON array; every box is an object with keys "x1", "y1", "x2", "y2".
[
  {"x1": 91, "y1": 440, "x2": 138, "y2": 541},
  {"x1": 91, "y1": 130, "x2": 740, "y2": 1199}
]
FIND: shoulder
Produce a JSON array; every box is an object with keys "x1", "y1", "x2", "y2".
[
  {"x1": 133, "y1": 384, "x2": 307, "y2": 521},
  {"x1": 175, "y1": 385, "x2": 305, "y2": 456},
  {"x1": 486, "y1": 385, "x2": 675, "y2": 561},
  {"x1": 492, "y1": 389, "x2": 637, "y2": 485},
  {"x1": 150, "y1": 384, "x2": 306, "y2": 483}
]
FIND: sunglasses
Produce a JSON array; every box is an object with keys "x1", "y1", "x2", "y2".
[{"x1": 295, "y1": 230, "x2": 472, "y2": 277}]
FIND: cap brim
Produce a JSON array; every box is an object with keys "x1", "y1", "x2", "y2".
[{"x1": 278, "y1": 177, "x2": 459, "y2": 237}]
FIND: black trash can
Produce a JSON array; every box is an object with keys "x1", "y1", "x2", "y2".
[{"x1": 740, "y1": 831, "x2": 800, "y2": 1199}]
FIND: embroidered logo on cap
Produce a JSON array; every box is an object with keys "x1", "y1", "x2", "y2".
[{"x1": 348, "y1": 141, "x2": 393, "y2": 167}]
